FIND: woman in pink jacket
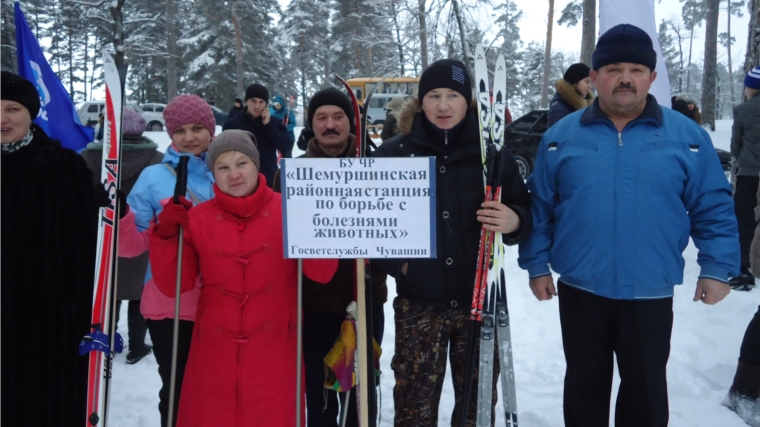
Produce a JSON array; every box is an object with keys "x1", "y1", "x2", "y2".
[
  {"x1": 149, "y1": 130, "x2": 337, "y2": 426},
  {"x1": 118, "y1": 94, "x2": 216, "y2": 427}
]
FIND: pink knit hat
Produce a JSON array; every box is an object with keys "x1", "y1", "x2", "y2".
[
  {"x1": 122, "y1": 108, "x2": 147, "y2": 136},
  {"x1": 163, "y1": 94, "x2": 216, "y2": 137}
]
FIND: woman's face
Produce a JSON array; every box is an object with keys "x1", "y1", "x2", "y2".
[
  {"x1": 1, "y1": 100, "x2": 32, "y2": 144},
  {"x1": 573, "y1": 77, "x2": 593, "y2": 97},
  {"x1": 421, "y1": 88, "x2": 468, "y2": 130},
  {"x1": 171, "y1": 123, "x2": 212, "y2": 155},
  {"x1": 213, "y1": 151, "x2": 259, "y2": 197}
]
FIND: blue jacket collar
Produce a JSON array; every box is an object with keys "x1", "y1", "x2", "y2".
[{"x1": 580, "y1": 94, "x2": 663, "y2": 128}]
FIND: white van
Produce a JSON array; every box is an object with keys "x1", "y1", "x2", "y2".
[
  {"x1": 78, "y1": 101, "x2": 142, "y2": 127},
  {"x1": 365, "y1": 93, "x2": 408, "y2": 125}
]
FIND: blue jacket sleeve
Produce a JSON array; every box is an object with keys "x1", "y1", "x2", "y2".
[
  {"x1": 517, "y1": 135, "x2": 557, "y2": 278},
  {"x1": 684, "y1": 130, "x2": 741, "y2": 282},
  {"x1": 127, "y1": 167, "x2": 161, "y2": 232}
]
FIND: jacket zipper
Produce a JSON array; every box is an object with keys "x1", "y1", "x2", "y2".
[{"x1": 615, "y1": 131, "x2": 623, "y2": 298}]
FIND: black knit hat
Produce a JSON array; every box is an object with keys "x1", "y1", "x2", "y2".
[
  {"x1": 592, "y1": 24, "x2": 656, "y2": 71},
  {"x1": 1, "y1": 71, "x2": 41, "y2": 119},
  {"x1": 307, "y1": 87, "x2": 354, "y2": 127},
  {"x1": 418, "y1": 59, "x2": 472, "y2": 105},
  {"x1": 563, "y1": 63, "x2": 591, "y2": 85},
  {"x1": 244, "y1": 83, "x2": 269, "y2": 103}
]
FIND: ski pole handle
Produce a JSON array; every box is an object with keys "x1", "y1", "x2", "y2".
[{"x1": 173, "y1": 156, "x2": 189, "y2": 204}]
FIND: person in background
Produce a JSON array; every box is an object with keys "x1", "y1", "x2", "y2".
[
  {"x1": 672, "y1": 98, "x2": 695, "y2": 121},
  {"x1": 380, "y1": 96, "x2": 405, "y2": 141},
  {"x1": 547, "y1": 62, "x2": 595, "y2": 128},
  {"x1": 269, "y1": 94, "x2": 297, "y2": 158},
  {"x1": 81, "y1": 108, "x2": 163, "y2": 364},
  {"x1": 223, "y1": 83, "x2": 292, "y2": 187},
  {"x1": 730, "y1": 66, "x2": 760, "y2": 291},
  {"x1": 676, "y1": 94, "x2": 702, "y2": 125},
  {"x1": 1, "y1": 71, "x2": 103, "y2": 426},
  {"x1": 519, "y1": 24, "x2": 739, "y2": 427},
  {"x1": 725, "y1": 169, "x2": 760, "y2": 422},
  {"x1": 372, "y1": 59, "x2": 532, "y2": 426},
  {"x1": 148, "y1": 129, "x2": 337, "y2": 426},
  {"x1": 273, "y1": 88, "x2": 388, "y2": 426},
  {"x1": 228, "y1": 98, "x2": 244, "y2": 119},
  {"x1": 117, "y1": 94, "x2": 217, "y2": 427},
  {"x1": 208, "y1": 96, "x2": 216, "y2": 106}
]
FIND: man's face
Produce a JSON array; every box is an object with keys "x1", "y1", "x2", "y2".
[
  {"x1": 590, "y1": 63, "x2": 656, "y2": 117},
  {"x1": 246, "y1": 98, "x2": 267, "y2": 118},
  {"x1": 312, "y1": 105, "x2": 350, "y2": 156}
]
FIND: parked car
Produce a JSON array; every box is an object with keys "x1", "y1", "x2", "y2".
[
  {"x1": 504, "y1": 109, "x2": 731, "y2": 180},
  {"x1": 365, "y1": 93, "x2": 408, "y2": 125},
  {"x1": 140, "y1": 103, "x2": 166, "y2": 131},
  {"x1": 78, "y1": 101, "x2": 141, "y2": 127},
  {"x1": 210, "y1": 105, "x2": 228, "y2": 127}
]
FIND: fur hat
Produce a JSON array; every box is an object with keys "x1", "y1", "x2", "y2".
[
  {"x1": 418, "y1": 59, "x2": 472, "y2": 105},
  {"x1": 122, "y1": 108, "x2": 147, "y2": 136},
  {"x1": 745, "y1": 66, "x2": 760, "y2": 90},
  {"x1": 307, "y1": 87, "x2": 354, "y2": 127},
  {"x1": 163, "y1": 94, "x2": 216, "y2": 137},
  {"x1": 245, "y1": 84, "x2": 269, "y2": 103},
  {"x1": 1, "y1": 71, "x2": 40, "y2": 119},
  {"x1": 592, "y1": 24, "x2": 656, "y2": 71},
  {"x1": 563, "y1": 63, "x2": 591, "y2": 85},
  {"x1": 206, "y1": 129, "x2": 260, "y2": 171}
]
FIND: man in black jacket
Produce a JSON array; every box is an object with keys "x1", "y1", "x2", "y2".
[
  {"x1": 223, "y1": 84, "x2": 292, "y2": 187},
  {"x1": 372, "y1": 59, "x2": 532, "y2": 426}
]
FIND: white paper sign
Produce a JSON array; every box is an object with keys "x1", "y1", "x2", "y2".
[{"x1": 281, "y1": 157, "x2": 436, "y2": 259}]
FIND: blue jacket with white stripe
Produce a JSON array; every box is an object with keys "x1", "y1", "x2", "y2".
[{"x1": 518, "y1": 95, "x2": 739, "y2": 299}]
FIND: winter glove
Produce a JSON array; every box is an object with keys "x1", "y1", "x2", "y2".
[
  {"x1": 154, "y1": 197, "x2": 192, "y2": 240},
  {"x1": 93, "y1": 182, "x2": 111, "y2": 209}
]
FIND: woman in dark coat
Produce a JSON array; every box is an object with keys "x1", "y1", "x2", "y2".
[
  {"x1": 1, "y1": 71, "x2": 101, "y2": 426},
  {"x1": 547, "y1": 62, "x2": 595, "y2": 128}
]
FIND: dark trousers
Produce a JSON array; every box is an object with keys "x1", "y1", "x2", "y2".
[
  {"x1": 303, "y1": 309, "x2": 384, "y2": 427},
  {"x1": 146, "y1": 319, "x2": 194, "y2": 427},
  {"x1": 115, "y1": 300, "x2": 148, "y2": 349},
  {"x1": 558, "y1": 282, "x2": 672, "y2": 427},
  {"x1": 734, "y1": 175, "x2": 759, "y2": 272},
  {"x1": 740, "y1": 305, "x2": 760, "y2": 366}
]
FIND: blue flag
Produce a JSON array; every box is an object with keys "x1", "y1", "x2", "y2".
[{"x1": 14, "y1": 2, "x2": 94, "y2": 151}]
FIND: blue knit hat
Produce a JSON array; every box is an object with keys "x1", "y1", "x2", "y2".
[
  {"x1": 745, "y1": 66, "x2": 760, "y2": 90},
  {"x1": 418, "y1": 59, "x2": 472, "y2": 105},
  {"x1": 592, "y1": 24, "x2": 656, "y2": 71}
]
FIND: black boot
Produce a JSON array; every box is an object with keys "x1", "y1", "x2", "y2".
[
  {"x1": 126, "y1": 344, "x2": 153, "y2": 365},
  {"x1": 731, "y1": 270, "x2": 756, "y2": 291}
]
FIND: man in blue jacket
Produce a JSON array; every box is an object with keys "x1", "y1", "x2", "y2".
[
  {"x1": 519, "y1": 24, "x2": 739, "y2": 427},
  {"x1": 223, "y1": 83, "x2": 292, "y2": 187}
]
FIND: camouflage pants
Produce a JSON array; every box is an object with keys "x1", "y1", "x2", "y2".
[{"x1": 391, "y1": 297, "x2": 499, "y2": 427}]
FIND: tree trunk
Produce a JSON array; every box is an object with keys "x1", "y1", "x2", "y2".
[
  {"x1": 450, "y1": 0, "x2": 469, "y2": 65},
  {"x1": 231, "y1": 7, "x2": 244, "y2": 96},
  {"x1": 166, "y1": 0, "x2": 177, "y2": 100},
  {"x1": 109, "y1": 0, "x2": 126, "y2": 66},
  {"x1": 701, "y1": 0, "x2": 719, "y2": 130},
  {"x1": 391, "y1": 0, "x2": 405, "y2": 75},
  {"x1": 686, "y1": 23, "x2": 694, "y2": 93},
  {"x1": 727, "y1": 0, "x2": 735, "y2": 107},
  {"x1": 83, "y1": 32, "x2": 88, "y2": 100},
  {"x1": 745, "y1": 0, "x2": 760, "y2": 80},
  {"x1": 580, "y1": 0, "x2": 595, "y2": 66},
  {"x1": 541, "y1": 0, "x2": 555, "y2": 108},
  {"x1": 419, "y1": 0, "x2": 428, "y2": 69}
]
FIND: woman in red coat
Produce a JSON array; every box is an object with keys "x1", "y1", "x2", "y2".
[{"x1": 149, "y1": 129, "x2": 338, "y2": 426}]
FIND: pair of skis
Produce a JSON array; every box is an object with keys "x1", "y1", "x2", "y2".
[
  {"x1": 333, "y1": 74, "x2": 383, "y2": 427},
  {"x1": 459, "y1": 45, "x2": 518, "y2": 427},
  {"x1": 79, "y1": 50, "x2": 127, "y2": 427}
]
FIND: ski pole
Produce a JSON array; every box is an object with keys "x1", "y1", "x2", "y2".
[
  {"x1": 166, "y1": 155, "x2": 189, "y2": 427},
  {"x1": 296, "y1": 259, "x2": 303, "y2": 427}
]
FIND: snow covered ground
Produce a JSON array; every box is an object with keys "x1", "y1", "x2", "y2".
[{"x1": 107, "y1": 120, "x2": 760, "y2": 426}]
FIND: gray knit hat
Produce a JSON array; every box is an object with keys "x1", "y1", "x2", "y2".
[{"x1": 206, "y1": 130, "x2": 260, "y2": 171}]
